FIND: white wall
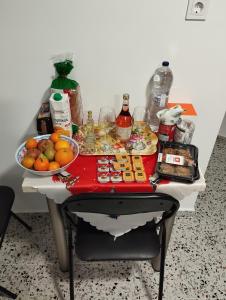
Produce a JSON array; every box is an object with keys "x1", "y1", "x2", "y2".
[
  {"x1": 0, "y1": 0, "x2": 226, "y2": 212},
  {"x1": 219, "y1": 112, "x2": 226, "y2": 137}
]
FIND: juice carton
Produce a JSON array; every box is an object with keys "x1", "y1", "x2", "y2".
[{"x1": 49, "y1": 92, "x2": 72, "y2": 137}]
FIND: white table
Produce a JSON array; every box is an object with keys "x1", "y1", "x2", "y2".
[{"x1": 22, "y1": 171, "x2": 206, "y2": 272}]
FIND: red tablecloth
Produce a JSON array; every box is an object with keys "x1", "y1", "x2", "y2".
[{"x1": 64, "y1": 154, "x2": 169, "y2": 194}]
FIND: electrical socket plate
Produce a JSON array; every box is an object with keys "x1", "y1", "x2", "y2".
[{"x1": 186, "y1": 0, "x2": 209, "y2": 21}]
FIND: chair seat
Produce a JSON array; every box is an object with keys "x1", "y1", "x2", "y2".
[{"x1": 75, "y1": 219, "x2": 160, "y2": 261}]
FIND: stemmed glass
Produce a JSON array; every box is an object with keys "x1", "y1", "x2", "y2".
[
  {"x1": 132, "y1": 106, "x2": 148, "y2": 130},
  {"x1": 98, "y1": 107, "x2": 116, "y2": 140}
]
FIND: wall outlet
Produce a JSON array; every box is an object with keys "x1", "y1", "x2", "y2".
[{"x1": 186, "y1": 0, "x2": 209, "y2": 21}]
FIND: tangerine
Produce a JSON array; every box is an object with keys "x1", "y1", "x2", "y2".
[
  {"x1": 34, "y1": 154, "x2": 50, "y2": 171},
  {"x1": 50, "y1": 132, "x2": 60, "y2": 143},
  {"x1": 55, "y1": 148, "x2": 74, "y2": 167},
  {"x1": 55, "y1": 140, "x2": 70, "y2": 151},
  {"x1": 25, "y1": 138, "x2": 38, "y2": 150},
  {"x1": 48, "y1": 161, "x2": 60, "y2": 171},
  {"x1": 55, "y1": 127, "x2": 71, "y2": 137},
  {"x1": 21, "y1": 155, "x2": 35, "y2": 169}
]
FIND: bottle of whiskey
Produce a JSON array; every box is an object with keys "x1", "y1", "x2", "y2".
[
  {"x1": 85, "y1": 111, "x2": 95, "y2": 153},
  {"x1": 116, "y1": 94, "x2": 133, "y2": 142}
]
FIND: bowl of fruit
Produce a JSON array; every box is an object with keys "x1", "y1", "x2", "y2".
[{"x1": 15, "y1": 133, "x2": 79, "y2": 176}]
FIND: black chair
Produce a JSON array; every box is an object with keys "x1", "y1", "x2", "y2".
[
  {"x1": 0, "y1": 186, "x2": 32, "y2": 299},
  {"x1": 62, "y1": 192, "x2": 180, "y2": 300}
]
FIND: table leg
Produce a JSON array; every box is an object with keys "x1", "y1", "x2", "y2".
[
  {"x1": 46, "y1": 197, "x2": 69, "y2": 272},
  {"x1": 151, "y1": 214, "x2": 176, "y2": 272}
]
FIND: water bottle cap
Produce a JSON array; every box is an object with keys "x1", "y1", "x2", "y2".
[{"x1": 162, "y1": 61, "x2": 169, "y2": 67}]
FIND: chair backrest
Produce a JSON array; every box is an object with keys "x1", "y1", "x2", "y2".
[
  {"x1": 62, "y1": 192, "x2": 179, "y2": 221},
  {"x1": 0, "y1": 186, "x2": 15, "y2": 248}
]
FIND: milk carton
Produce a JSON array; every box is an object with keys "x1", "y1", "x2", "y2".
[{"x1": 49, "y1": 93, "x2": 72, "y2": 137}]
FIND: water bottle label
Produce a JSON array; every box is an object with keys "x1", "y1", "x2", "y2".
[
  {"x1": 153, "y1": 74, "x2": 160, "y2": 82},
  {"x1": 160, "y1": 94, "x2": 167, "y2": 107},
  {"x1": 153, "y1": 95, "x2": 161, "y2": 105},
  {"x1": 153, "y1": 94, "x2": 167, "y2": 107}
]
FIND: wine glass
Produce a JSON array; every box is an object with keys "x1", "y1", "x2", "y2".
[
  {"x1": 98, "y1": 106, "x2": 116, "y2": 141},
  {"x1": 132, "y1": 106, "x2": 148, "y2": 130}
]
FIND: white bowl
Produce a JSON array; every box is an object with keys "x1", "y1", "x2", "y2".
[{"x1": 15, "y1": 134, "x2": 79, "y2": 176}]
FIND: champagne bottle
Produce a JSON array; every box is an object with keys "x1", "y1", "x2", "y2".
[{"x1": 116, "y1": 94, "x2": 133, "y2": 142}]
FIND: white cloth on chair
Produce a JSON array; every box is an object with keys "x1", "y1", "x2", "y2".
[{"x1": 74, "y1": 211, "x2": 163, "y2": 238}]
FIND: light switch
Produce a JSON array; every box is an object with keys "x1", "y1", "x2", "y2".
[{"x1": 186, "y1": 0, "x2": 209, "y2": 21}]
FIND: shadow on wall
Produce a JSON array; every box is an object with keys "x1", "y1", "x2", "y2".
[
  {"x1": 0, "y1": 88, "x2": 53, "y2": 213},
  {"x1": 0, "y1": 164, "x2": 47, "y2": 213},
  {"x1": 18, "y1": 87, "x2": 51, "y2": 144}
]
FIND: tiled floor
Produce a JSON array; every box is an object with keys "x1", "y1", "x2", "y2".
[{"x1": 0, "y1": 136, "x2": 226, "y2": 300}]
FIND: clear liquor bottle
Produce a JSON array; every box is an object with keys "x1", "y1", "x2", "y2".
[{"x1": 85, "y1": 111, "x2": 95, "y2": 152}]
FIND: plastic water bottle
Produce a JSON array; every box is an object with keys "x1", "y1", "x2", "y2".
[{"x1": 146, "y1": 61, "x2": 173, "y2": 132}]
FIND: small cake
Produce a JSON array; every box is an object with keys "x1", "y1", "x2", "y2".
[
  {"x1": 97, "y1": 172, "x2": 110, "y2": 183},
  {"x1": 113, "y1": 162, "x2": 132, "y2": 171},
  {"x1": 135, "y1": 171, "x2": 147, "y2": 182},
  {"x1": 115, "y1": 154, "x2": 130, "y2": 163},
  {"x1": 97, "y1": 157, "x2": 109, "y2": 164},
  {"x1": 160, "y1": 163, "x2": 175, "y2": 175},
  {"x1": 111, "y1": 172, "x2": 123, "y2": 183},
  {"x1": 97, "y1": 165, "x2": 110, "y2": 172},
  {"x1": 123, "y1": 171, "x2": 134, "y2": 182},
  {"x1": 175, "y1": 166, "x2": 191, "y2": 177},
  {"x1": 133, "y1": 164, "x2": 144, "y2": 172},
  {"x1": 132, "y1": 155, "x2": 142, "y2": 164}
]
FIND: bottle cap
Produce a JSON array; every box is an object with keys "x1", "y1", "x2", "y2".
[
  {"x1": 162, "y1": 61, "x2": 169, "y2": 67},
  {"x1": 53, "y1": 93, "x2": 63, "y2": 101},
  {"x1": 72, "y1": 123, "x2": 79, "y2": 134},
  {"x1": 123, "y1": 93, "x2": 130, "y2": 100},
  {"x1": 88, "y1": 111, "x2": 93, "y2": 117}
]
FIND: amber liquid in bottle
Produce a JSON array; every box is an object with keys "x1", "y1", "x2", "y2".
[{"x1": 116, "y1": 94, "x2": 133, "y2": 142}]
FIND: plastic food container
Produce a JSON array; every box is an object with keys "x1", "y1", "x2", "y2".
[
  {"x1": 174, "y1": 118, "x2": 195, "y2": 144},
  {"x1": 97, "y1": 165, "x2": 110, "y2": 172},
  {"x1": 97, "y1": 172, "x2": 110, "y2": 183},
  {"x1": 110, "y1": 172, "x2": 123, "y2": 183},
  {"x1": 156, "y1": 141, "x2": 200, "y2": 183},
  {"x1": 97, "y1": 157, "x2": 109, "y2": 164}
]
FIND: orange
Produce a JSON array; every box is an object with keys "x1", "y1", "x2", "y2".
[
  {"x1": 48, "y1": 161, "x2": 60, "y2": 171},
  {"x1": 25, "y1": 138, "x2": 38, "y2": 150},
  {"x1": 34, "y1": 154, "x2": 49, "y2": 171},
  {"x1": 55, "y1": 140, "x2": 70, "y2": 151},
  {"x1": 21, "y1": 155, "x2": 35, "y2": 169},
  {"x1": 55, "y1": 148, "x2": 74, "y2": 167},
  {"x1": 50, "y1": 132, "x2": 60, "y2": 143},
  {"x1": 55, "y1": 128, "x2": 71, "y2": 137}
]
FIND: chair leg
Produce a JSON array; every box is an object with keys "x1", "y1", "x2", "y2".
[
  {"x1": 11, "y1": 212, "x2": 32, "y2": 231},
  {"x1": 0, "y1": 285, "x2": 17, "y2": 299},
  {"x1": 68, "y1": 222, "x2": 75, "y2": 300},
  {"x1": 158, "y1": 222, "x2": 166, "y2": 300}
]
